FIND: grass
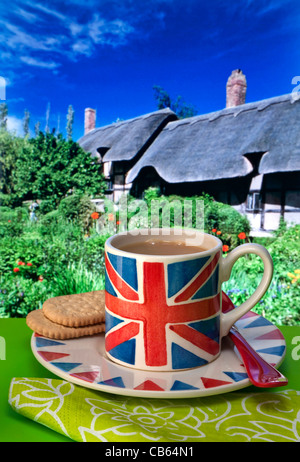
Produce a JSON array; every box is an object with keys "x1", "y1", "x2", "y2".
[{"x1": 49, "y1": 259, "x2": 105, "y2": 297}]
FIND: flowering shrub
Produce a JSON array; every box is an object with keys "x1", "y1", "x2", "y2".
[
  {"x1": 223, "y1": 225, "x2": 300, "y2": 325},
  {"x1": 0, "y1": 277, "x2": 49, "y2": 317},
  {"x1": 0, "y1": 211, "x2": 108, "y2": 317},
  {"x1": 58, "y1": 193, "x2": 96, "y2": 232},
  {"x1": 142, "y1": 188, "x2": 250, "y2": 242},
  {"x1": 0, "y1": 196, "x2": 299, "y2": 324}
]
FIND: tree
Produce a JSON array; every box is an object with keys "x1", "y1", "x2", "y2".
[
  {"x1": 0, "y1": 129, "x2": 27, "y2": 196},
  {"x1": 66, "y1": 105, "x2": 74, "y2": 140},
  {"x1": 153, "y1": 85, "x2": 198, "y2": 119},
  {"x1": 23, "y1": 109, "x2": 30, "y2": 136},
  {"x1": 153, "y1": 86, "x2": 171, "y2": 110},
  {"x1": 13, "y1": 132, "x2": 107, "y2": 204},
  {"x1": 57, "y1": 114, "x2": 61, "y2": 135},
  {"x1": 45, "y1": 103, "x2": 50, "y2": 133},
  {"x1": 0, "y1": 103, "x2": 8, "y2": 130},
  {"x1": 34, "y1": 121, "x2": 41, "y2": 137}
]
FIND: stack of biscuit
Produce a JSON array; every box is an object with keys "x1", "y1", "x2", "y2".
[{"x1": 26, "y1": 291, "x2": 106, "y2": 340}]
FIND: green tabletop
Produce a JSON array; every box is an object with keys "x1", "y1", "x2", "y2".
[
  {"x1": 1, "y1": 319, "x2": 300, "y2": 442},
  {"x1": 0, "y1": 319, "x2": 71, "y2": 442}
]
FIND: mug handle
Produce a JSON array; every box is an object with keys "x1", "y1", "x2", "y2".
[{"x1": 220, "y1": 243, "x2": 273, "y2": 337}]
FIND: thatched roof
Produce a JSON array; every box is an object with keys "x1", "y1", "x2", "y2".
[
  {"x1": 78, "y1": 108, "x2": 177, "y2": 162},
  {"x1": 127, "y1": 94, "x2": 300, "y2": 184}
]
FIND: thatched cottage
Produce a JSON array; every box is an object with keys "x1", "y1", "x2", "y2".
[
  {"x1": 78, "y1": 70, "x2": 300, "y2": 232},
  {"x1": 78, "y1": 107, "x2": 177, "y2": 203}
]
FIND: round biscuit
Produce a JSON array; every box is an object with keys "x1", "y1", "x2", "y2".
[
  {"x1": 26, "y1": 309, "x2": 105, "y2": 340},
  {"x1": 42, "y1": 291, "x2": 106, "y2": 327}
]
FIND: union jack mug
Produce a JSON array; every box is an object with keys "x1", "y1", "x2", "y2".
[{"x1": 104, "y1": 228, "x2": 273, "y2": 371}]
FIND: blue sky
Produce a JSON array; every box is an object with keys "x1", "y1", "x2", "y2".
[{"x1": 1, "y1": 0, "x2": 300, "y2": 140}]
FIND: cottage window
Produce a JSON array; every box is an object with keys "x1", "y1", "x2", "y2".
[
  {"x1": 106, "y1": 180, "x2": 113, "y2": 192},
  {"x1": 246, "y1": 192, "x2": 261, "y2": 212}
]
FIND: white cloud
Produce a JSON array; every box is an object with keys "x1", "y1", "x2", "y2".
[
  {"x1": 26, "y1": 2, "x2": 66, "y2": 21},
  {"x1": 20, "y1": 56, "x2": 60, "y2": 69},
  {"x1": 7, "y1": 116, "x2": 23, "y2": 135},
  {"x1": 71, "y1": 40, "x2": 93, "y2": 57},
  {"x1": 87, "y1": 14, "x2": 135, "y2": 46},
  {"x1": 2, "y1": 22, "x2": 57, "y2": 52},
  {"x1": 16, "y1": 7, "x2": 39, "y2": 23},
  {"x1": 69, "y1": 21, "x2": 84, "y2": 37},
  {"x1": 0, "y1": 2, "x2": 136, "y2": 73}
]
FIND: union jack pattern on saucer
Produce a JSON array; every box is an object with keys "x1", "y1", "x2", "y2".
[
  {"x1": 31, "y1": 309, "x2": 287, "y2": 399},
  {"x1": 105, "y1": 250, "x2": 221, "y2": 370}
]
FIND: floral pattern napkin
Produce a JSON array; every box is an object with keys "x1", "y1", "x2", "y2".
[{"x1": 9, "y1": 377, "x2": 300, "y2": 442}]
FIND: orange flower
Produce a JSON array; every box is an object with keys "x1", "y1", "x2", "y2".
[
  {"x1": 116, "y1": 220, "x2": 121, "y2": 225},
  {"x1": 238, "y1": 232, "x2": 246, "y2": 240},
  {"x1": 13, "y1": 267, "x2": 20, "y2": 273},
  {"x1": 108, "y1": 213, "x2": 114, "y2": 222},
  {"x1": 17, "y1": 261, "x2": 25, "y2": 266},
  {"x1": 91, "y1": 212, "x2": 99, "y2": 220},
  {"x1": 216, "y1": 231, "x2": 222, "y2": 235},
  {"x1": 222, "y1": 245, "x2": 229, "y2": 252},
  {"x1": 212, "y1": 228, "x2": 217, "y2": 233},
  {"x1": 27, "y1": 262, "x2": 33, "y2": 266}
]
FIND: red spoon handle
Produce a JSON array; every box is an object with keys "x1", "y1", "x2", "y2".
[{"x1": 229, "y1": 326, "x2": 288, "y2": 388}]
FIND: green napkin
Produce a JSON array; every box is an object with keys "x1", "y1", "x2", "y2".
[{"x1": 8, "y1": 377, "x2": 300, "y2": 442}]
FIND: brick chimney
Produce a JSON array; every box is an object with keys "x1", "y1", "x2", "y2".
[
  {"x1": 226, "y1": 69, "x2": 247, "y2": 108},
  {"x1": 84, "y1": 108, "x2": 96, "y2": 134}
]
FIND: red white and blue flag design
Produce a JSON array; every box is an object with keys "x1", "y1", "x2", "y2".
[{"x1": 105, "y1": 251, "x2": 221, "y2": 370}]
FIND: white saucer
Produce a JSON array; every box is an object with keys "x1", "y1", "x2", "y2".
[{"x1": 31, "y1": 310, "x2": 286, "y2": 399}]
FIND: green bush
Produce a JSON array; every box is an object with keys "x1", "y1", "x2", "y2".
[
  {"x1": 223, "y1": 225, "x2": 300, "y2": 325},
  {"x1": 267, "y1": 224, "x2": 300, "y2": 273},
  {"x1": 82, "y1": 233, "x2": 109, "y2": 272},
  {"x1": 0, "y1": 205, "x2": 28, "y2": 223},
  {"x1": 142, "y1": 187, "x2": 250, "y2": 246},
  {"x1": 0, "y1": 276, "x2": 49, "y2": 317},
  {"x1": 38, "y1": 198, "x2": 57, "y2": 215},
  {"x1": 58, "y1": 193, "x2": 96, "y2": 231},
  {"x1": 204, "y1": 200, "x2": 250, "y2": 246},
  {"x1": 12, "y1": 132, "x2": 107, "y2": 205},
  {"x1": 0, "y1": 205, "x2": 108, "y2": 316},
  {"x1": 0, "y1": 193, "x2": 23, "y2": 207},
  {"x1": 39, "y1": 210, "x2": 61, "y2": 227}
]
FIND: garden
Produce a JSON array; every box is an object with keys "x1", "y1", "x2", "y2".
[
  {"x1": 0, "y1": 186, "x2": 299, "y2": 325},
  {"x1": 0, "y1": 125, "x2": 299, "y2": 325}
]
